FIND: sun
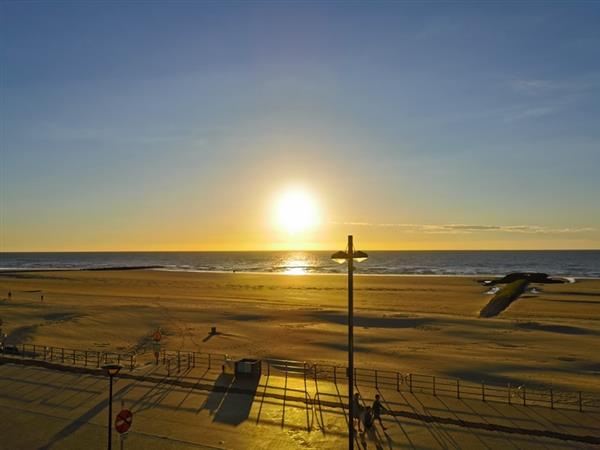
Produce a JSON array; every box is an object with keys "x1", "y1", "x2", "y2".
[{"x1": 274, "y1": 188, "x2": 319, "y2": 234}]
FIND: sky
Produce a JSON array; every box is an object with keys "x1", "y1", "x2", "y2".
[{"x1": 1, "y1": 1, "x2": 599, "y2": 251}]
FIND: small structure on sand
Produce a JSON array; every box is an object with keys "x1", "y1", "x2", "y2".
[{"x1": 478, "y1": 272, "x2": 570, "y2": 318}]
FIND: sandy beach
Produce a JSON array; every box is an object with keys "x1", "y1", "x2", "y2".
[{"x1": 1, "y1": 270, "x2": 599, "y2": 393}]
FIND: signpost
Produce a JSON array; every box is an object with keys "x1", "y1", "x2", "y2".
[
  {"x1": 115, "y1": 407, "x2": 133, "y2": 450},
  {"x1": 152, "y1": 328, "x2": 161, "y2": 364}
]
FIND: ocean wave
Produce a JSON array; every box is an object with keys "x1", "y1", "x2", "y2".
[{"x1": 1, "y1": 251, "x2": 599, "y2": 278}]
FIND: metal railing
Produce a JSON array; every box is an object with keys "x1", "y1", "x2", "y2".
[
  {"x1": 152, "y1": 352, "x2": 599, "y2": 412},
  {"x1": 2, "y1": 343, "x2": 599, "y2": 412},
  {"x1": 1, "y1": 343, "x2": 136, "y2": 370}
]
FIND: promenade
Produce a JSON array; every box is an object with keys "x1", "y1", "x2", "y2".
[{"x1": 1, "y1": 356, "x2": 599, "y2": 449}]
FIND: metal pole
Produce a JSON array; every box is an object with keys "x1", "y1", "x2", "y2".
[
  {"x1": 348, "y1": 235, "x2": 354, "y2": 450},
  {"x1": 108, "y1": 375, "x2": 113, "y2": 450}
]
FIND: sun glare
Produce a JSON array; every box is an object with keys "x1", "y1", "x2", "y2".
[{"x1": 274, "y1": 188, "x2": 319, "y2": 234}]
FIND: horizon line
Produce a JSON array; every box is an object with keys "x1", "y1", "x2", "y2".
[{"x1": 2, "y1": 248, "x2": 600, "y2": 253}]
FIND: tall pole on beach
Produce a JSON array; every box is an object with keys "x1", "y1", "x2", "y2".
[
  {"x1": 347, "y1": 236, "x2": 354, "y2": 450},
  {"x1": 332, "y1": 236, "x2": 368, "y2": 450}
]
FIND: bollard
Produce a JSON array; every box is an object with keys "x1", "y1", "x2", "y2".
[
  {"x1": 482, "y1": 381, "x2": 486, "y2": 402},
  {"x1": 550, "y1": 388, "x2": 554, "y2": 409},
  {"x1": 433, "y1": 376, "x2": 436, "y2": 397},
  {"x1": 457, "y1": 379, "x2": 460, "y2": 399},
  {"x1": 409, "y1": 373, "x2": 413, "y2": 393}
]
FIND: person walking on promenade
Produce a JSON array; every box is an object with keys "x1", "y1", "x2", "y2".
[
  {"x1": 372, "y1": 394, "x2": 387, "y2": 430},
  {"x1": 352, "y1": 392, "x2": 364, "y2": 432},
  {"x1": 362, "y1": 406, "x2": 374, "y2": 432}
]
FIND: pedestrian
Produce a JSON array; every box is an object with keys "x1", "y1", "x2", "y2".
[
  {"x1": 362, "y1": 406, "x2": 374, "y2": 432},
  {"x1": 352, "y1": 392, "x2": 364, "y2": 432},
  {"x1": 372, "y1": 394, "x2": 387, "y2": 430},
  {"x1": 8, "y1": 291, "x2": 11, "y2": 300}
]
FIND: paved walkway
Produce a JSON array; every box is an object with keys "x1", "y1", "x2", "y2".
[{"x1": 0, "y1": 360, "x2": 599, "y2": 449}]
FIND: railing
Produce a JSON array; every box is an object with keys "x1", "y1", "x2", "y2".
[
  {"x1": 0, "y1": 343, "x2": 137, "y2": 370},
  {"x1": 2, "y1": 343, "x2": 599, "y2": 412},
  {"x1": 156, "y1": 352, "x2": 599, "y2": 412},
  {"x1": 158, "y1": 350, "x2": 225, "y2": 376}
]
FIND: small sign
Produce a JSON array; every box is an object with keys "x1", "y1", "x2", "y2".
[{"x1": 115, "y1": 409, "x2": 133, "y2": 434}]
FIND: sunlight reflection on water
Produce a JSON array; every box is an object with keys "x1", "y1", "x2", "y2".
[{"x1": 280, "y1": 255, "x2": 311, "y2": 275}]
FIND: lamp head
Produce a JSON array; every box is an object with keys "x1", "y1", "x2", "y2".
[
  {"x1": 102, "y1": 364, "x2": 122, "y2": 377},
  {"x1": 353, "y1": 250, "x2": 368, "y2": 263},
  {"x1": 331, "y1": 250, "x2": 349, "y2": 264}
]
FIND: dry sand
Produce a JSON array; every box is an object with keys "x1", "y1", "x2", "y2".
[{"x1": 1, "y1": 270, "x2": 599, "y2": 393}]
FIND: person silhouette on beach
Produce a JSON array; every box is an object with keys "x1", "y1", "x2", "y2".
[{"x1": 372, "y1": 394, "x2": 387, "y2": 430}]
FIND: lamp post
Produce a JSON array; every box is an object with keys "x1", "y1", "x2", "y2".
[
  {"x1": 332, "y1": 235, "x2": 368, "y2": 450},
  {"x1": 102, "y1": 364, "x2": 122, "y2": 450}
]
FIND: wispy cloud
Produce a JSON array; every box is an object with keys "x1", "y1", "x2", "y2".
[
  {"x1": 504, "y1": 105, "x2": 560, "y2": 121},
  {"x1": 504, "y1": 75, "x2": 597, "y2": 121},
  {"x1": 331, "y1": 222, "x2": 594, "y2": 235}
]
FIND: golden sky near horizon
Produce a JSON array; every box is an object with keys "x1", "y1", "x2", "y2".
[{"x1": 3, "y1": 181, "x2": 598, "y2": 252}]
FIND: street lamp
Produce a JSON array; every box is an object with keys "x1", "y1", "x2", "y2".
[
  {"x1": 332, "y1": 235, "x2": 368, "y2": 450},
  {"x1": 102, "y1": 364, "x2": 122, "y2": 450}
]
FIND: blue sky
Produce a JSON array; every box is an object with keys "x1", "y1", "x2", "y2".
[{"x1": 1, "y1": 2, "x2": 599, "y2": 250}]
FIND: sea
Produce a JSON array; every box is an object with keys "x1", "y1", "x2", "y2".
[{"x1": 1, "y1": 251, "x2": 599, "y2": 278}]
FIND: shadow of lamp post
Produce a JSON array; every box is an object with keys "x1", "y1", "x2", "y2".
[
  {"x1": 102, "y1": 364, "x2": 122, "y2": 450},
  {"x1": 332, "y1": 235, "x2": 368, "y2": 450}
]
